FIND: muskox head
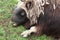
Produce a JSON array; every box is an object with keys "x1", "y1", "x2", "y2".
[{"x1": 11, "y1": 0, "x2": 50, "y2": 27}]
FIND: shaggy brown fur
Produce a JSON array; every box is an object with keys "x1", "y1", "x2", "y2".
[
  {"x1": 23, "y1": 0, "x2": 60, "y2": 39},
  {"x1": 11, "y1": 0, "x2": 60, "y2": 40}
]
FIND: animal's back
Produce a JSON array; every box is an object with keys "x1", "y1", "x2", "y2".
[{"x1": 38, "y1": 4, "x2": 60, "y2": 38}]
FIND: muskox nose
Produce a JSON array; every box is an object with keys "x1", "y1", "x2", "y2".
[{"x1": 11, "y1": 8, "x2": 27, "y2": 27}]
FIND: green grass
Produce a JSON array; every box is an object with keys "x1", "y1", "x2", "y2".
[{"x1": 0, "y1": 0, "x2": 52, "y2": 40}]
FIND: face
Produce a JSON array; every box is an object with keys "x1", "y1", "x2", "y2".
[
  {"x1": 11, "y1": 0, "x2": 34, "y2": 26},
  {"x1": 11, "y1": 7, "x2": 29, "y2": 26},
  {"x1": 11, "y1": 0, "x2": 45, "y2": 26}
]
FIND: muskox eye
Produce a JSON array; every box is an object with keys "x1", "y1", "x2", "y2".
[{"x1": 26, "y1": 1, "x2": 33, "y2": 10}]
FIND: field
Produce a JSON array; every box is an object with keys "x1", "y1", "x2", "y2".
[{"x1": 0, "y1": 0, "x2": 51, "y2": 40}]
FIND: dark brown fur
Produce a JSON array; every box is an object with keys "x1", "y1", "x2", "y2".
[
  {"x1": 11, "y1": 0, "x2": 60, "y2": 39},
  {"x1": 24, "y1": 4, "x2": 60, "y2": 39}
]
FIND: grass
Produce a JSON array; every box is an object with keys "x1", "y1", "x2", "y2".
[{"x1": 0, "y1": 0, "x2": 52, "y2": 40}]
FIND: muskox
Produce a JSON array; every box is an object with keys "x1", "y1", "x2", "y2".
[{"x1": 11, "y1": 0, "x2": 60, "y2": 40}]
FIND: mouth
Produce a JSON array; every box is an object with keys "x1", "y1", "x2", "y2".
[
  {"x1": 10, "y1": 22, "x2": 18, "y2": 27},
  {"x1": 12, "y1": 23, "x2": 18, "y2": 27}
]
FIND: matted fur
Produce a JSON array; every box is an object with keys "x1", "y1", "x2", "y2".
[
  {"x1": 16, "y1": 0, "x2": 48, "y2": 25},
  {"x1": 16, "y1": 0, "x2": 57, "y2": 25},
  {"x1": 11, "y1": 0, "x2": 60, "y2": 39}
]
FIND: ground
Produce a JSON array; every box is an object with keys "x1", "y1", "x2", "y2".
[{"x1": 0, "y1": 0, "x2": 51, "y2": 40}]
